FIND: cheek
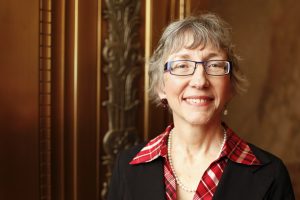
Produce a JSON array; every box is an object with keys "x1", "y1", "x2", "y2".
[
  {"x1": 163, "y1": 77, "x2": 187, "y2": 96},
  {"x1": 164, "y1": 82, "x2": 179, "y2": 97}
]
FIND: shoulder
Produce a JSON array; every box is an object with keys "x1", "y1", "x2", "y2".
[
  {"x1": 248, "y1": 143, "x2": 293, "y2": 188},
  {"x1": 247, "y1": 143, "x2": 295, "y2": 199},
  {"x1": 248, "y1": 143, "x2": 285, "y2": 167},
  {"x1": 109, "y1": 143, "x2": 147, "y2": 189},
  {"x1": 117, "y1": 143, "x2": 146, "y2": 164}
]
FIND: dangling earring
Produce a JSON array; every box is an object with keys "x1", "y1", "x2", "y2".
[
  {"x1": 161, "y1": 98, "x2": 168, "y2": 109},
  {"x1": 223, "y1": 106, "x2": 228, "y2": 116},
  {"x1": 223, "y1": 109, "x2": 228, "y2": 116}
]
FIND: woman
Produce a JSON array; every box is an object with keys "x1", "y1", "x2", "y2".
[{"x1": 108, "y1": 13, "x2": 295, "y2": 200}]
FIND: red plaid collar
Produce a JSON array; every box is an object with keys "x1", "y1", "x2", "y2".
[
  {"x1": 222, "y1": 124, "x2": 261, "y2": 165},
  {"x1": 130, "y1": 124, "x2": 261, "y2": 165},
  {"x1": 129, "y1": 125, "x2": 171, "y2": 164}
]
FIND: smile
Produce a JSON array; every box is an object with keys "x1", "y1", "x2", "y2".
[{"x1": 184, "y1": 97, "x2": 214, "y2": 105}]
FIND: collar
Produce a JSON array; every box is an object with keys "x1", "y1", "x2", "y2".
[
  {"x1": 130, "y1": 123, "x2": 261, "y2": 165},
  {"x1": 221, "y1": 124, "x2": 261, "y2": 165},
  {"x1": 129, "y1": 125, "x2": 171, "y2": 164}
]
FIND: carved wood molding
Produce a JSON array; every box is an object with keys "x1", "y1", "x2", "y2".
[
  {"x1": 101, "y1": 0, "x2": 142, "y2": 198},
  {"x1": 39, "y1": 0, "x2": 52, "y2": 199}
]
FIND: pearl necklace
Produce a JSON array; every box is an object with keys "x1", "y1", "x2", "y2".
[{"x1": 167, "y1": 128, "x2": 227, "y2": 193}]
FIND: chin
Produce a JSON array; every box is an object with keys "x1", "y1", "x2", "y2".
[
  {"x1": 184, "y1": 111, "x2": 221, "y2": 126},
  {"x1": 185, "y1": 116, "x2": 212, "y2": 126}
]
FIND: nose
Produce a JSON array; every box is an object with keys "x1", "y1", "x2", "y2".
[{"x1": 189, "y1": 64, "x2": 209, "y2": 88}]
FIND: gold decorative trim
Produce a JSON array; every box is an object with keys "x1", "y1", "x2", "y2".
[
  {"x1": 39, "y1": 0, "x2": 52, "y2": 199},
  {"x1": 186, "y1": 0, "x2": 191, "y2": 17},
  {"x1": 101, "y1": 0, "x2": 142, "y2": 198},
  {"x1": 96, "y1": 0, "x2": 102, "y2": 199},
  {"x1": 179, "y1": 0, "x2": 185, "y2": 19},
  {"x1": 73, "y1": 0, "x2": 79, "y2": 199},
  {"x1": 144, "y1": 0, "x2": 152, "y2": 140},
  {"x1": 179, "y1": 0, "x2": 191, "y2": 19}
]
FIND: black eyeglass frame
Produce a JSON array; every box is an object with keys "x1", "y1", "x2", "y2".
[{"x1": 164, "y1": 59, "x2": 232, "y2": 76}]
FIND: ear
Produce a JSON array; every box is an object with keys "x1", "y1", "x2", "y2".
[{"x1": 157, "y1": 84, "x2": 167, "y2": 100}]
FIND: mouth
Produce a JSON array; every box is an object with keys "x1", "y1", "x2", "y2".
[{"x1": 183, "y1": 96, "x2": 214, "y2": 106}]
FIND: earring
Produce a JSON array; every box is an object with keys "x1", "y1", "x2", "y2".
[
  {"x1": 223, "y1": 108, "x2": 228, "y2": 116},
  {"x1": 161, "y1": 98, "x2": 168, "y2": 109}
]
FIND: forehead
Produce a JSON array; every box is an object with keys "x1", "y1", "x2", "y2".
[
  {"x1": 166, "y1": 42, "x2": 227, "y2": 62},
  {"x1": 166, "y1": 28, "x2": 220, "y2": 54}
]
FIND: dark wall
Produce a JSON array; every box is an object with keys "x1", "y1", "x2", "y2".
[{"x1": 198, "y1": 0, "x2": 300, "y2": 197}]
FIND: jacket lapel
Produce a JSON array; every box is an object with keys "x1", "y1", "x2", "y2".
[{"x1": 213, "y1": 145, "x2": 273, "y2": 200}]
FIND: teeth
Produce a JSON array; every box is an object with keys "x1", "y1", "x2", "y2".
[{"x1": 186, "y1": 98, "x2": 207, "y2": 104}]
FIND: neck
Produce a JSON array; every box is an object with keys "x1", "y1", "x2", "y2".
[
  {"x1": 171, "y1": 121, "x2": 224, "y2": 155},
  {"x1": 167, "y1": 125, "x2": 227, "y2": 193}
]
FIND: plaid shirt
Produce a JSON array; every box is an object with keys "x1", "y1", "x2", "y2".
[{"x1": 130, "y1": 124, "x2": 261, "y2": 200}]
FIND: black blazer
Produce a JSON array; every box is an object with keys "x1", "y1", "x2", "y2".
[{"x1": 108, "y1": 143, "x2": 295, "y2": 200}]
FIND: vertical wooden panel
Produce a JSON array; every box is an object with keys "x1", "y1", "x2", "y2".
[
  {"x1": 52, "y1": 0, "x2": 101, "y2": 199},
  {"x1": 39, "y1": 1, "x2": 53, "y2": 200},
  {"x1": 63, "y1": 0, "x2": 78, "y2": 198},
  {"x1": 77, "y1": 0, "x2": 100, "y2": 199},
  {"x1": 51, "y1": 0, "x2": 66, "y2": 199},
  {"x1": 145, "y1": 0, "x2": 179, "y2": 140},
  {"x1": 0, "y1": 0, "x2": 40, "y2": 199}
]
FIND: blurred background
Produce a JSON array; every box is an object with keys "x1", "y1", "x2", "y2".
[{"x1": 0, "y1": 0, "x2": 299, "y2": 199}]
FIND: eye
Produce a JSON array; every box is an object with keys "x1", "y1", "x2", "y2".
[
  {"x1": 207, "y1": 62, "x2": 222, "y2": 68},
  {"x1": 172, "y1": 62, "x2": 190, "y2": 70}
]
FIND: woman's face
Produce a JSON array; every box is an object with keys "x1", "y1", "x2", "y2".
[{"x1": 159, "y1": 42, "x2": 232, "y2": 127}]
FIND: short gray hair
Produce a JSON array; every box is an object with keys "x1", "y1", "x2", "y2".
[{"x1": 148, "y1": 13, "x2": 248, "y2": 105}]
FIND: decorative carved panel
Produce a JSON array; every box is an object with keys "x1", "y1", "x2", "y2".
[
  {"x1": 39, "y1": 0, "x2": 52, "y2": 199},
  {"x1": 101, "y1": 0, "x2": 142, "y2": 198}
]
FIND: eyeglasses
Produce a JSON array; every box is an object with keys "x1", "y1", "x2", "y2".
[{"x1": 164, "y1": 60, "x2": 231, "y2": 76}]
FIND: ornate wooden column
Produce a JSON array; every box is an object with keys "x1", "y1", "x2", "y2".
[{"x1": 100, "y1": 0, "x2": 143, "y2": 198}]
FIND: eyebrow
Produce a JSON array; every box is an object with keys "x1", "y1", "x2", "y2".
[
  {"x1": 172, "y1": 52, "x2": 224, "y2": 60},
  {"x1": 172, "y1": 53, "x2": 191, "y2": 60}
]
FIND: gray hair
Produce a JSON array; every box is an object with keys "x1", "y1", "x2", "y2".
[{"x1": 148, "y1": 13, "x2": 248, "y2": 105}]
